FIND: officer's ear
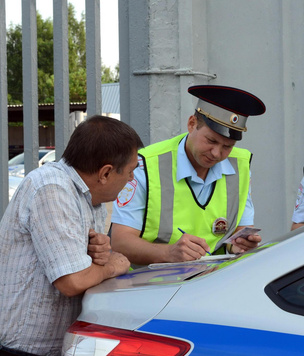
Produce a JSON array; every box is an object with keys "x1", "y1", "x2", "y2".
[{"x1": 188, "y1": 115, "x2": 198, "y2": 133}]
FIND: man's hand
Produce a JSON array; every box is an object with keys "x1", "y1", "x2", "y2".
[
  {"x1": 231, "y1": 232, "x2": 261, "y2": 254},
  {"x1": 88, "y1": 229, "x2": 111, "y2": 265},
  {"x1": 54, "y1": 251, "x2": 130, "y2": 297},
  {"x1": 104, "y1": 251, "x2": 131, "y2": 278},
  {"x1": 167, "y1": 233, "x2": 211, "y2": 262}
]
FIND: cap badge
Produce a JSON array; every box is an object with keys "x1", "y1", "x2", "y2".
[
  {"x1": 230, "y1": 114, "x2": 239, "y2": 125},
  {"x1": 212, "y1": 217, "x2": 228, "y2": 235}
]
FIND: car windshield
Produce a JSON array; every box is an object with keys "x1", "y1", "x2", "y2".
[
  {"x1": 8, "y1": 150, "x2": 51, "y2": 165},
  {"x1": 41, "y1": 151, "x2": 56, "y2": 164},
  {"x1": 8, "y1": 153, "x2": 25, "y2": 165}
]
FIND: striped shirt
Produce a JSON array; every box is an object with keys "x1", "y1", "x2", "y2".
[{"x1": 0, "y1": 159, "x2": 107, "y2": 355}]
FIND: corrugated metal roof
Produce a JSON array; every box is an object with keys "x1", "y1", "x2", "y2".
[
  {"x1": 102, "y1": 83, "x2": 120, "y2": 114},
  {"x1": 8, "y1": 83, "x2": 120, "y2": 114}
]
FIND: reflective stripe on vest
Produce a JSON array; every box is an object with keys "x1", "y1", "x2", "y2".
[
  {"x1": 215, "y1": 156, "x2": 239, "y2": 250},
  {"x1": 153, "y1": 154, "x2": 240, "y2": 249}
]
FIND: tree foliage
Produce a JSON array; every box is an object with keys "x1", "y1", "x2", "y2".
[
  {"x1": 6, "y1": 3, "x2": 119, "y2": 105},
  {"x1": 7, "y1": 24, "x2": 23, "y2": 104}
]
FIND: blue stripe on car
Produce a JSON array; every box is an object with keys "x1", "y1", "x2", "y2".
[{"x1": 139, "y1": 319, "x2": 304, "y2": 355}]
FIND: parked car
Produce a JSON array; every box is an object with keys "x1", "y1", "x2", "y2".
[
  {"x1": 62, "y1": 228, "x2": 304, "y2": 355},
  {"x1": 8, "y1": 149, "x2": 56, "y2": 200},
  {"x1": 8, "y1": 175, "x2": 24, "y2": 201},
  {"x1": 9, "y1": 149, "x2": 56, "y2": 174},
  {"x1": 8, "y1": 149, "x2": 56, "y2": 176}
]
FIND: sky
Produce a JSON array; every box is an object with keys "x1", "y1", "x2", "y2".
[{"x1": 5, "y1": 0, "x2": 119, "y2": 70}]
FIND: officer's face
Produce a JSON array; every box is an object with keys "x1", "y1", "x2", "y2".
[{"x1": 186, "y1": 116, "x2": 236, "y2": 178}]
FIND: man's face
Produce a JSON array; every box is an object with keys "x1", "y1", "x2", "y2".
[{"x1": 186, "y1": 116, "x2": 236, "y2": 176}]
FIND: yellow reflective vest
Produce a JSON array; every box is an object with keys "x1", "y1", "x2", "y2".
[{"x1": 138, "y1": 133, "x2": 251, "y2": 252}]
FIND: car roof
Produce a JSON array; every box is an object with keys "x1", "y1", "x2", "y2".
[{"x1": 8, "y1": 149, "x2": 55, "y2": 165}]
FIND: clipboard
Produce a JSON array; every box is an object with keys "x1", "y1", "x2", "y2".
[{"x1": 148, "y1": 254, "x2": 237, "y2": 269}]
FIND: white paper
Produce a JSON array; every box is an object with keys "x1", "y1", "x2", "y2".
[{"x1": 224, "y1": 227, "x2": 261, "y2": 244}]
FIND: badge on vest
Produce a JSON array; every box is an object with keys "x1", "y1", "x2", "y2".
[{"x1": 212, "y1": 217, "x2": 228, "y2": 235}]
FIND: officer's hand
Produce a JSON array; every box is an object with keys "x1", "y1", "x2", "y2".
[
  {"x1": 167, "y1": 234, "x2": 211, "y2": 262},
  {"x1": 88, "y1": 229, "x2": 111, "y2": 265},
  {"x1": 231, "y1": 233, "x2": 261, "y2": 254}
]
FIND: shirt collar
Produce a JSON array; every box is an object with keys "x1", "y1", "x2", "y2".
[
  {"x1": 176, "y1": 135, "x2": 236, "y2": 184},
  {"x1": 57, "y1": 158, "x2": 90, "y2": 194}
]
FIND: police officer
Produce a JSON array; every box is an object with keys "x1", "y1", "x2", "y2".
[{"x1": 110, "y1": 85, "x2": 266, "y2": 268}]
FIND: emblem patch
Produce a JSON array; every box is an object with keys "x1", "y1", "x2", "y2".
[
  {"x1": 117, "y1": 179, "x2": 137, "y2": 207},
  {"x1": 295, "y1": 183, "x2": 304, "y2": 210},
  {"x1": 212, "y1": 217, "x2": 228, "y2": 235}
]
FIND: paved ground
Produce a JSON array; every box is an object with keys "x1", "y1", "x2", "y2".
[{"x1": 105, "y1": 202, "x2": 113, "y2": 233}]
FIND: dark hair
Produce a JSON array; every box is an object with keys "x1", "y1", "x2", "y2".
[
  {"x1": 194, "y1": 111, "x2": 206, "y2": 129},
  {"x1": 62, "y1": 115, "x2": 144, "y2": 174}
]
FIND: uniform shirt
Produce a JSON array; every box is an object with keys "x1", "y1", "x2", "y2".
[
  {"x1": 0, "y1": 159, "x2": 107, "y2": 356},
  {"x1": 112, "y1": 136, "x2": 254, "y2": 231},
  {"x1": 292, "y1": 176, "x2": 304, "y2": 223}
]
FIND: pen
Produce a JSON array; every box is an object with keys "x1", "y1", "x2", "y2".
[{"x1": 177, "y1": 227, "x2": 212, "y2": 255}]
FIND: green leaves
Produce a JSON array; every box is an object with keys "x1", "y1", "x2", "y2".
[{"x1": 7, "y1": 3, "x2": 119, "y2": 105}]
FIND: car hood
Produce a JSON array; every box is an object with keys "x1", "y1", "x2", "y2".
[
  {"x1": 78, "y1": 231, "x2": 304, "y2": 335},
  {"x1": 8, "y1": 164, "x2": 23, "y2": 172},
  {"x1": 78, "y1": 262, "x2": 215, "y2": 330}
]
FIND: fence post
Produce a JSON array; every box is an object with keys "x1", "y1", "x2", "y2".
[{"x1": 0, "y1": 0, "x2": 9, "y2": 216}]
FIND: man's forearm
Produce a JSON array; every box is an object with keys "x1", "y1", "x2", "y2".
[
  {"x1": 112, "y1": 234, "x2": 169, "y2": 265},
  {"x1": 111, "y1": 224, "x2": 170, "y2": 265},
  {"x1": 291, "y1": 222, "x2": 304, "y2": 231},
  {"x1": 53, "y1": 263, "x2": 116, "y2": 297}
]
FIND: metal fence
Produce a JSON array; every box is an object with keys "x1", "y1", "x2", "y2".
[{"x1": 0, "y1": 0, "x2": 102, "y2": 217}]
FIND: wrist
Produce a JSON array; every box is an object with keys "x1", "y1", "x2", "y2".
[
  {"x1": 94, "y1": 261, "x2": 115, "y2": 282},
  {"x1": 157, "y1": 243, "x2": 172, "y2": 263},
  {"x1": 105, "y1": 262, "x2": 116, "y2": 278}
]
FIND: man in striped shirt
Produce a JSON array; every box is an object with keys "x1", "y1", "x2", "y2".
[{"x1": 0, "y1": 115, "x2": 143, "y2": 356}]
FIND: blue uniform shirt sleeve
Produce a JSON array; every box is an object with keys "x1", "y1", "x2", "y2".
[
  {"x1": 111, "y1": 163, "x2": 147, "y2": 231},
  {"x1": 292, "y1": 176, "x2": 304, "y2": 223}
]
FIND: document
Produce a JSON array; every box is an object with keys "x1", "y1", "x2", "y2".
[{"x1": 224, "y1": 227, "x2": 261, "y2": 244}]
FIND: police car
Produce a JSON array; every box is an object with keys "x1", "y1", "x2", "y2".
[{"x1": 62, "y1": 228, "x2": 304, "y2": 355}]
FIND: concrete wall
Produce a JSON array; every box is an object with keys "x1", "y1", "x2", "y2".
[{"x1": 119, "y1": 0, "x2": 304, "y2": 242}]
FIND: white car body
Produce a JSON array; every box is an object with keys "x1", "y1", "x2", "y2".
[
  {"x1": 8, "y1": 149, "x2": 56, "y2": 176},
  {"x1": 62, "y1": 229, "x2": 304, "y2": 355},
  {"x1": 8, "y1": 149, "x2": 56, "y2": 200}
]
